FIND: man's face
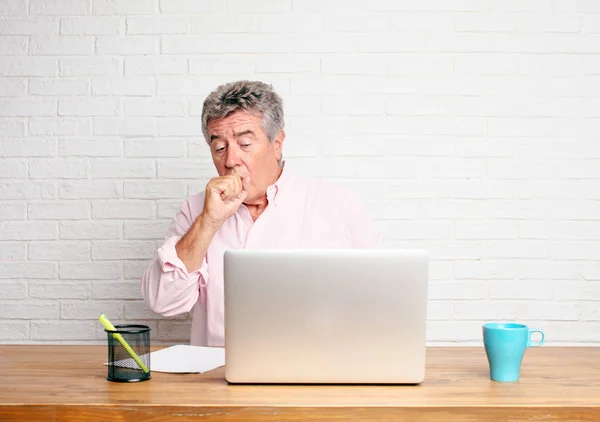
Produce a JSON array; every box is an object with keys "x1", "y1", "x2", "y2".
[{"x1": 207, "y1": 110, "x2": 284, "y2": 204}]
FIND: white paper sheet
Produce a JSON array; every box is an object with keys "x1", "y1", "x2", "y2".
[{"x1": 106, "y1": 344, "x2": 225, "y2": 374}]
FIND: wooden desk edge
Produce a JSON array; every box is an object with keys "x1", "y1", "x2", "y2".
[{"x1": 2, "y1": 404, "x2": 599, "y2": 422}]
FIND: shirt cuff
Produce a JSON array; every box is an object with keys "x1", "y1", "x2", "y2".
[{"x1": 157, "y1": 236, "x2": 208, "y2": 289}]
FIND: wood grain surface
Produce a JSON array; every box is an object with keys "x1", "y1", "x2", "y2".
[{"x1": 1, "y1": 345, "x2": 598, "y2": 421}]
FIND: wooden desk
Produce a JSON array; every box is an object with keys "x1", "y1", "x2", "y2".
[{"x1": 0, "y1": 346, "x2": 598, "y2": 421}]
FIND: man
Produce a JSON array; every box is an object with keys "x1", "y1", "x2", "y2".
[{"x1": 141, "y1": 80, "x2": 382, "y2": 347}]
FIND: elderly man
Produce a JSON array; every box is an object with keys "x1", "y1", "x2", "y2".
[{"x1": 141, "y1": 80, "x2": 382, "y2": 347}]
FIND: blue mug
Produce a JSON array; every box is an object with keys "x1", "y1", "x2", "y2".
[{"x1": 483, "y1": 323, "x2": 545, "y2": 382}]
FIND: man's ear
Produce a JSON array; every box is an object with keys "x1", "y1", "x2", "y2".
[{"x1": 273, "y1": 129, "x2": 285, "y2": 160}]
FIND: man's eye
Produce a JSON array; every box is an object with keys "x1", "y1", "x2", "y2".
[
  {"x1": 215, "y1": 146, "x2": 225, "y2": 152},
  {"x1": 241, "y1": 144, "x2": 251, "y2": 148}
]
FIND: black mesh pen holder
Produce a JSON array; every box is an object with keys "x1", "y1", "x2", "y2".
[{"x1": 105, "y1": 324, "x2": 151, "y2": 382}]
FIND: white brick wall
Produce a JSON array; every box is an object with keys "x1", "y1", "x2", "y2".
[{"x1": 1, "y1": 0, "x2": 599, "y2": 345}]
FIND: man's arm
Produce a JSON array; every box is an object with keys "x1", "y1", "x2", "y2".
[
  {"x1": 141, "y1": 174, "x2": 247, "y2": 316},
  {"x1": 175, "y1": 214, "x2": 219, "y2": 273},
  {"x1": 174, "y1": 172, "x2": 248, "y2": 271},
  {"x1": 141, "y1": 199, "x2": 210, "y2": 317}
]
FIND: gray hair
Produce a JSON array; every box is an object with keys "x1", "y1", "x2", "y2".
[{"x1": 201, "y1": 80, "x2": 284, "y2": 144}]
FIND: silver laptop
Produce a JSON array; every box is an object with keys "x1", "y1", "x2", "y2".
[{"x1": 223, "y1": 249, "x2": 429, "y2": 384}]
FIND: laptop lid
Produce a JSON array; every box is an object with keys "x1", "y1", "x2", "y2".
[{"x1": 223, "y1": 249, "x2": 429, "y2": 384}]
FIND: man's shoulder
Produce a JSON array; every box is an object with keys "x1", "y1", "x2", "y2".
[
  {"x1": 177, "y1": 192, "x2": 206, "y2": 221},
  {"x1": 296, "y1": 174, "x2": 363, "y2": 206},
  {"x1": 181, "y1": 191, "x2": 206, "y2": 206}
]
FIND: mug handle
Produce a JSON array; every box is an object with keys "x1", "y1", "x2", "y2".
[{"x1": 527, "y1": 329, "x2": 545, "y2": 347}]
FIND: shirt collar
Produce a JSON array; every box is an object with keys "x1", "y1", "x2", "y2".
[{"x1": 266, "y1": 160, "x2": 293, "y2": 206}]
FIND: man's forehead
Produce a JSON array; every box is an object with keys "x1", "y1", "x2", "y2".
[{"x1": 207, "y1": 112, "x2": 264, "y2": 141}]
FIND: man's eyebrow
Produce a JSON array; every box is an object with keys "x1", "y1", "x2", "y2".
[
  {"x1": 234, "y1": 130, "x2": 254, "y2": 138},
  {"x1": 209, "y1": 134, "x2": 219, "y2": 143}
]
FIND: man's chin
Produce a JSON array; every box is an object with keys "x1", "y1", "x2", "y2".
[{"x1": 240, "y1": 175, "x2": 251, "y2": 191}]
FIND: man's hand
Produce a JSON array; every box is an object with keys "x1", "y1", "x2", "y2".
[{"x1": 201, "y1": 174, "x2": 248, "y2": 229}]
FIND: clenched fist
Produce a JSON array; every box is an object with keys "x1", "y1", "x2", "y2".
[{"x1": 201, "y1": 174, "x2": 248, "y2": 229}]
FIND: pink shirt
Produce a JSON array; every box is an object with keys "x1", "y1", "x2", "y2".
[{"x1": 141, "y1": 163, "x2": 382, "y2": 347}]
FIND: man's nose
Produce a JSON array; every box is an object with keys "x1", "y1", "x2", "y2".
[{"x1": 225, "y1": 145, "x2": 240, "y2": 169}]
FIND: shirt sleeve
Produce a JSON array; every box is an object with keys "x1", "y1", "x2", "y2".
[{"x1": 140, "y1": 197, "x2": 208, "y2": 317}]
